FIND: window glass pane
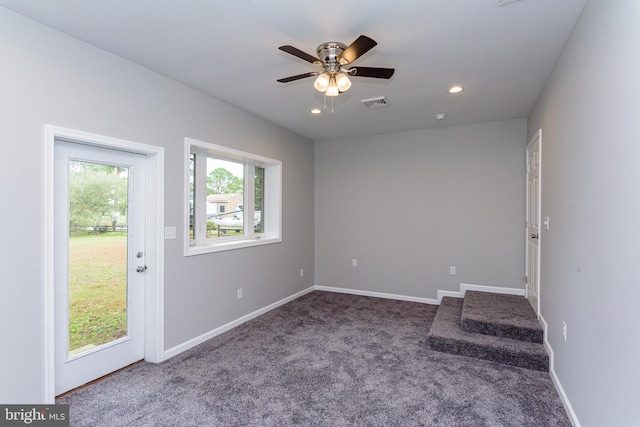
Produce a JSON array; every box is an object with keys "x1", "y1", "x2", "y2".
[
  {"x1": 206, "y1": 156, "x2": 244, "y2": 239},
  {"x1": 189, "y1": 153, "x2": 195, "y2": 242},
  {"x1": 254, "y1": 166, "x2": 265, "y2": 233}
]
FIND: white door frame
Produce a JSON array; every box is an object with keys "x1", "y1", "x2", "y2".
[
  {"x1": 525, "y1": 129, "x2": 542, "y2": 316},
  {"x1": 43, "y1": 125, "x2": 165, "y2": 403}
]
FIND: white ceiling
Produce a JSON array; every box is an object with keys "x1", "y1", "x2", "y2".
[{"x1": 1, "y1": 0, "x2": 586, "y2": 141}]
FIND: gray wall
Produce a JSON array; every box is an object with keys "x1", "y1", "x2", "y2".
[
  {"x1": 527, "y1": 0, "x2": 640, "y2": 425},
  {"x1": 0, "y1": 8, "x2": 314, "y2": 403},
  {"x1": 315, "y1": 119, "x2": 527, "y2": 298}
]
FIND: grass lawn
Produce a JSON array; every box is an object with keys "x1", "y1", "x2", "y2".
[{"x1": 68, "y1": 233, "x2": 128, "y2": 353}]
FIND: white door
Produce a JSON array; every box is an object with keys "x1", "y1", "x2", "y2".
[
  {"x1": 54, "y1": 141, "x2": 146, "y2": 395},
  {"x1": 525, "y1": 130, "x2": 541, "y2": 315}
]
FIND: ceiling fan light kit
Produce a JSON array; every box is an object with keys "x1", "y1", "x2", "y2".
[
  {"x1": 335, "y1": 72, "x2": 352, "y2": 92},
  {"x1": 278, "y1": 35, "x2": 394, "y2": 103},
  {"x1": 313, "y1": 73, "x2": 330, "y2": 92}
]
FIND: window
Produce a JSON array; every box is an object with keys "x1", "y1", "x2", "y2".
[{"x1": 185, "y1": 138, "x2": 281, "y2": 255}]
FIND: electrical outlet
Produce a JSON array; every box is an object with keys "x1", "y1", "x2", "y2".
[
  {"x1": 237, "y1": 288, "x2": 243, "y2": 299},
  {"x1": 352, "y1": 259, "x2": 358, "y2": 267},
  {"x1": 300, "y1": 268, "x2": 304, "y2": 277},
  {"x1": 562, "y1": 321, "x2": 567, "y2": 341},
  {"x1": 450, "y1": 266, "x2": 456, "y2": 275}
]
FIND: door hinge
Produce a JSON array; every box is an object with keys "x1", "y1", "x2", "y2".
[{"x1": 524, "y1": 275, "x2": 528, "y2": 284}]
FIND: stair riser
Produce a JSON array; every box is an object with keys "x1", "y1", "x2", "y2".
[
  {"x1": 460, "y1": 318, "x2": 543, "y2": 344},
  {"x1": 428, "y1": 336, "x2": 549, "y2": 371}
]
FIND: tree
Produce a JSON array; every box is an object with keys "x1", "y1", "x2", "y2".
[
  {"x1": 68, "y1": 162, "x2": 128, "y2": 228},
  {"x1": 207, "y1": 167, "x2": 242, "y2": 194}
]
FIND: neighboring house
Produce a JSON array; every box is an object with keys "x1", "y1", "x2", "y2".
[{"x1": 206, "y1": 193, "x2": 243, "y2": 217}]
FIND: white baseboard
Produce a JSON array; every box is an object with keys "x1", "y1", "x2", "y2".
[
  {"x1": 314, "y1": 285, "x2": 439, "y2": 305},
  {"x1": 163, "y1": 286, "x2": 315, "y2": 360},
  {"x1": 314, "y1": 283, "x2": 525, "y2": 306},
  {"x1": 539, "y1": 314, "x2": 581, "y2": 427},
  {"x1": 436, "y1": 283, "x2": 525, "y2": 303}
]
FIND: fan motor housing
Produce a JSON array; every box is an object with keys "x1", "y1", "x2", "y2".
[{"x1": 317, "y1": 42, "x2": 348, "y2": 66}]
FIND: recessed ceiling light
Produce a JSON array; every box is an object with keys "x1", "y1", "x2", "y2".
[
  {"x1": 310, "y1": 108, "x2": 322, "y2": 114},
  {"x1": 448, "y1": 86, "x2": 464, "y2": 94},
  {"x1": 435, "y1": 113, "x2": 447, "y2": 120}
]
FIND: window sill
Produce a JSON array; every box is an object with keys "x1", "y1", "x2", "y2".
[{"x1": 185, "y1": 236, "x2": 281, "y2": 256}]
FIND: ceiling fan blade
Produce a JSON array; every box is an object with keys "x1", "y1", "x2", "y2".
[
  {"x1": 278, "y1": 45, "x2": 321, "y2": 65},
  {"x1": 338, "y1": 35, "x2": 378, "y2": 64},
  {"x1": 277, "y1": 72, "x2": 320, "y2": 83},
  {"x1": 348, "y1": 67, "x2": 395, "y2": 79}
]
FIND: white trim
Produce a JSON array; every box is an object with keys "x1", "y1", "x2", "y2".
[
  {"x1": 314, "y1": 286, "x2": 439, "y2": 305},
  {"x1": 163, "y1": 287, "x2": 315, "y2": 360},
  {"x1": 436, "y1": 283, "x2": 525, "y2": 303},
  {"x1": 43, "y1": 127, "x2": 55, "y2": 403},
  {"x1": 539, "y1": 315, "x2": 581, "y2": 427},
  {"x1": 185, "y1": 236, "x2": 282, "y2": 255},
  {"x1": 144, "y1": 145, "x2": 165, "y2": 364},
  {"x1": 525, "y1": 129, "x2": 542, "y2": 316},
  {"x1": 187, "y1": 137, "x2": 280, "y2": 165},
  {"x1": 43, "y1": 125, "x2": 165, "y2": 403}
]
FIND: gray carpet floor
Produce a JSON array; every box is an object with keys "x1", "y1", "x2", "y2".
[{"x1": 57, "y1": 291, "x2": 570, "y2": 426}]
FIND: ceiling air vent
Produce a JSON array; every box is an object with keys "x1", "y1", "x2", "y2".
[{"x1": 361, "y1": 96, "x2": 388, "y2": 109}]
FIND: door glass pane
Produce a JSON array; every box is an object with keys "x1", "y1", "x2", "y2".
[{"x1": 67, "y1": 161, "x2": 129, "y2": 356}]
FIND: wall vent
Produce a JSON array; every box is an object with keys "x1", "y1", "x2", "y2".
[
  {"x1": 361, "y1": 96, "x2": 388, "y2": 109},
  {"x1": 498, "y1": 0, "x2": 522, "y2": 6}
]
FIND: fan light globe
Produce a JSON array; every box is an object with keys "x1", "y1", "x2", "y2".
[
  {"x1": 336, "y1": 72, "x2": 352, "y2": 92},
  {"x1": 314, "y1": 73, "x2": 330, "y2": 92},
  {"x1": 325, "y1": 78, "x2": 339, "y2": 97}
]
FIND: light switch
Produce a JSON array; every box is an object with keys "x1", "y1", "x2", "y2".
[
  {"x1": 543, "y1": 216, "x2": 550, "y2": 230},
  {"x1": 164, "y1": 226, "x2": 177, "y2": 240}
]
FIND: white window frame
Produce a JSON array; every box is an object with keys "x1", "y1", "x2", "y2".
[{"x1": 184, "y1": 138, "x2": 282, "y2": 256}]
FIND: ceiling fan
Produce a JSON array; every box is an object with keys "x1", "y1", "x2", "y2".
[{"x1": 277, "y1": 35, "x2": 395, "y2": 97}]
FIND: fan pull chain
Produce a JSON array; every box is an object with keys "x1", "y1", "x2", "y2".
[{"x1": 322, "y1": 91, "x2": 334, "y2": 113}]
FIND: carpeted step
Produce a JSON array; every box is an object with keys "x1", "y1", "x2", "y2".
[
  {"x1": 427, "y1": 297, "x2": 549, "y2": 371},
  {"x1": 460, "y1": 291, "x2": 544, "y2": 344}
]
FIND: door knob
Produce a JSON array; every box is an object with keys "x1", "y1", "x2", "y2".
[
  {"x1": 530, "y1": 234, "x2": 539, "y2": 239},
  {"x1": 136, "y1": 265, "x2": 147, "y2": 273}
]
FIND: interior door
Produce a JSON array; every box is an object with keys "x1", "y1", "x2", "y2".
[
  {"x1": 525, "y1": 130, "x2": 541, "y2": 315},
  {"x1": 54, "y1": 141, "x2": 146, "y2": 395}
]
